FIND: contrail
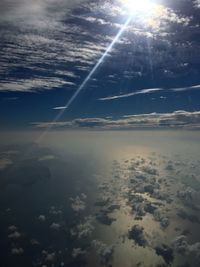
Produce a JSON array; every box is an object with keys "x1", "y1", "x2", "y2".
[{"x1": 37, "y1": 16, "x2": 132, "y2": 142}]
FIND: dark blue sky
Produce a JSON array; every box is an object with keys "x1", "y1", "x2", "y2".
[{"x1": 0, "y1": 0, "x2": 200, "y2": 130}]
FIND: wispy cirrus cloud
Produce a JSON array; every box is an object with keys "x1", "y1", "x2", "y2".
[
  {"x1": 53, "y1": 106, "x2": 66, "y2": 110},
  {"x1": 98, "y1": 88, "x2": 163, "y2": 101},
  {"x1": 0, "y1": 78, "x2": 76, "y2": 92},
  {"x1": 0, "y1": 0, "x2": 198, "y2": 95},
  {"x1": 32, "y1": 110, "x2": 200, "y2": 130},
  {"x1": 171, "y1": 84, "x2": 200, "y2": 92},
  {"x1": 98, "y1": 84, "x2": 200, "y2": 101}
]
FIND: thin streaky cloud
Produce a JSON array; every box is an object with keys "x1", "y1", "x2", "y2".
[
  {"x1": 53, "y1": 106, "x2": 67, "y2": 110},
  {"x1": 98, "y1": 88, "x2": 163, "y2": 101},
  {"x1": 98, "y1": 84, "x2": 200, "y2": 101},
  {"x1": 171, "y1": 84, "x2": 200, "y2": 92}
]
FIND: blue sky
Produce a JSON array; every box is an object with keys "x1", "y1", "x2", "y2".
[{"x1": 0, "y1": 0, "x2": 200, "y2": 129}]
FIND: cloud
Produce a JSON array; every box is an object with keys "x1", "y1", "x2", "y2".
[
  {"x1": 128, "y1": 225, "x2": 147, "y2": 247},
  {"x1": 38, "y1": 215, "x2": 46, "y2": 222},
  {"x1": 39, "y1": 155, "x2": 56, "y2": 161},
  {"x1": 98, "y1": 84, "x2": 200, "y2": 101},
  {"x1": 0, "y1": 158, "x2": 13, "y2": 170},
  {"x1": 8, "y1": 225, "x2": 17, "y2": 232},
  {"x1": 8, "y1": 231, "x2": 21, "y2": 240},
  {"x1": 0, "y1": 78, "x2": 75, "y2": 92},
  {"x1": 72, "y1": 248, "x2": 86, "y2": 258},
  {"x1": 70, "y1": 216, "x2": 94, "y2": 239},
  {"x1": 53, "y1": 106, "x2": 67, "y2": 110},
  {"x1": 155, "y1": 244, "x2": 174, "y2": 265},
  {"x1": 45, "y1": 252, "x2": 56, "y2": 262},
  {"x1": 98, "y1": 88, "x2": 163, "y2": 101},
  {"x1": 172, "y1": 235, "x2": 200, "y2": 261},
  {"x1": 32, "y1": 110, "x2": 200, "y2": 130},
  {"x1": 11, "y1": 247, "x2": 24, "y2": 255},
  {"x1": 195, "y1": 0, "x2": 200, "y2": 8},
  {"x1": 49, "y1": 206, "x2": 63, "y2": 216},
  {"x1": 0, "y1": 0, "x2": 198, "y2": 95},
  {"x1": 171, "y1": 84, "x2": 200, "y2": 92},
  {"x1": 70, "y1": 194, "x2": 87, "y2": 212},
  {"x1": 50, "y1": 222, "x2": 61, "y2": 231},
  {"x1": 92, "y1": 240, "x2": 114, "y2": 265},
  {"x1": 0, "y1": 0, "x2": 107, "y2": 92}
]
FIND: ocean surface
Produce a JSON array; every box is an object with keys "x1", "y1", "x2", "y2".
[{"x1": 0, "y1": 130, "x2": 200, "y2": 267}]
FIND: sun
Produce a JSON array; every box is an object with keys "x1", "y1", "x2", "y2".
[{"x1": 121, "y1": 0, "x2": 156, "y2": 16}]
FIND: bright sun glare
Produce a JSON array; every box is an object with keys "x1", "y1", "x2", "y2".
[{"x1": 122, "y1": 0, "x2": 155, "y2": 16}]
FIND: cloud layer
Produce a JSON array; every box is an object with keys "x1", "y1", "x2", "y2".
[
  {"x1": 1, "y1": 0, "x2": 199, "y2": 93},
  {"x1": 32, "y1": 110, "x2": 200, "y2": 130}
]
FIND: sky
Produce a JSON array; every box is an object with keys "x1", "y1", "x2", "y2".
[{"x1": 0, "y1": 0, "x2": 200, "y2": 130}]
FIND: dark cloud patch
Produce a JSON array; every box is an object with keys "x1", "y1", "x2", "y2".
[
  {"x1": 128, "y1": 225, "x2": 147, "y2": 247},
  {"x1": 155, "y1": 244, "x2": 174, "y2": 265},
  {"x1": 177, "y1": 209, "x2": 200, "y2": 224}
]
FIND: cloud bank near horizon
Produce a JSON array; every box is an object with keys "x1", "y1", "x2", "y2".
[{"x1": 32, "y1": 110, "x2": 200, "y2": 130}]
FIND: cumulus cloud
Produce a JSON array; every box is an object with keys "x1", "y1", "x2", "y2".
[
  {"x1": 71, "y1": 216, "x2": 94, "y2": 239},
  {"x1": 50, "y1": 222, "x2": 61, "y2": 231},
  {"x1": 30, "y1": 239, "x2": 40, "y2": 246},
  {"x1": 128, "y1": 225, "x2": 147, "y2": 247},
  {"x1": 11, "y1": 247, "x2": 24, "y2": 255},
  {"x1": 72, "y1": 248, "x2": 86, "y2": 258},
  {"x1": 172, "y1": 235, "x2": 200, "y2": 261},
  {"x1": 45, "y1": 252, "x2": 56, "y2": 262},
  {"x1": 92, "y1": 240, "x2": 114, "y2": 265},
  {"x1": 49, "y1": 206, "x2": 63, "y2": 216},
  {"x1": 195, "y1": 0, "x2": 200, "y2": 8},
  {"x1": 8, "y1": 231, "x2": 21, "y2": 240},
  {"x1": 38, "y1": 215, "x2": 46, "y2": 222},
  {"x1": 70, "y1": 194, "x2": 87, "y2": 212},
  {"x1": 32, "y1": 110, "x2": 200, "y2": 130},
  {"x1": 8, "y1": 225, "x2": 17, "y2": 232}
]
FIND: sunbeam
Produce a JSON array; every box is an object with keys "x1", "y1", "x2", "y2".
[{"x1": 36, "y1": 15, "x2": 132, "y2": 142}]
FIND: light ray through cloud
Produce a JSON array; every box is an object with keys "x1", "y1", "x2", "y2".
[{"x1": 37, "y1": 15, "x2": 133, "y2": 142}]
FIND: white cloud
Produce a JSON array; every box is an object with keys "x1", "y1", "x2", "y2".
[
  {"x1": 11, "y1": 247, "x2": 24, "y2": 255},
  {"x1": 98, "y1": 88, "x2": 162, "y2": 101},
  {"x1": 8, "y1": 225, "x2": 17, "y2": 232},
  {"x1": 0, "y1": 0, "x2": 197, "y2": 94},
  {"x1": 50, "y1": 222, "x2": 61, "y2": 231},
  {"x1": 72, "y1": 248, "x2": 86, "y2": 258},
  {"x1": 71, "y1": 216, "x2": 94, "y2": 239},
  {"x1": 38, "y1": 215, "x2": 46, "y2": 222},
  {"x1": 53, "y1": 106, "x2": 67, "y2": 110},
  {"x1": 195, "y1": 0, "x2": 200, "y2": 8},
  {"x1": 98, "y1": 84, "x2": 200, "y2": 101},
  {"x1": 0, "y1": 78, "x2": 75, "y2": 92},
  {"x1": 171, "y1": 84, "x2": 200, "y2": 92},
  {"x1": 70, "y1": 195, "x2": 87, "y2": 212},
  {"x1": 45, "y1": 252, "x2": 56, "y2": 262},
  {"x1": 92, "y1": 240, "x2": 114, "y2": 265},
  {"x1": 8, "y1": 231, "x2": 21, "y2": 239},
  {"x1": 32, "y1": 110, "x2": 200, "y2": 130}
]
